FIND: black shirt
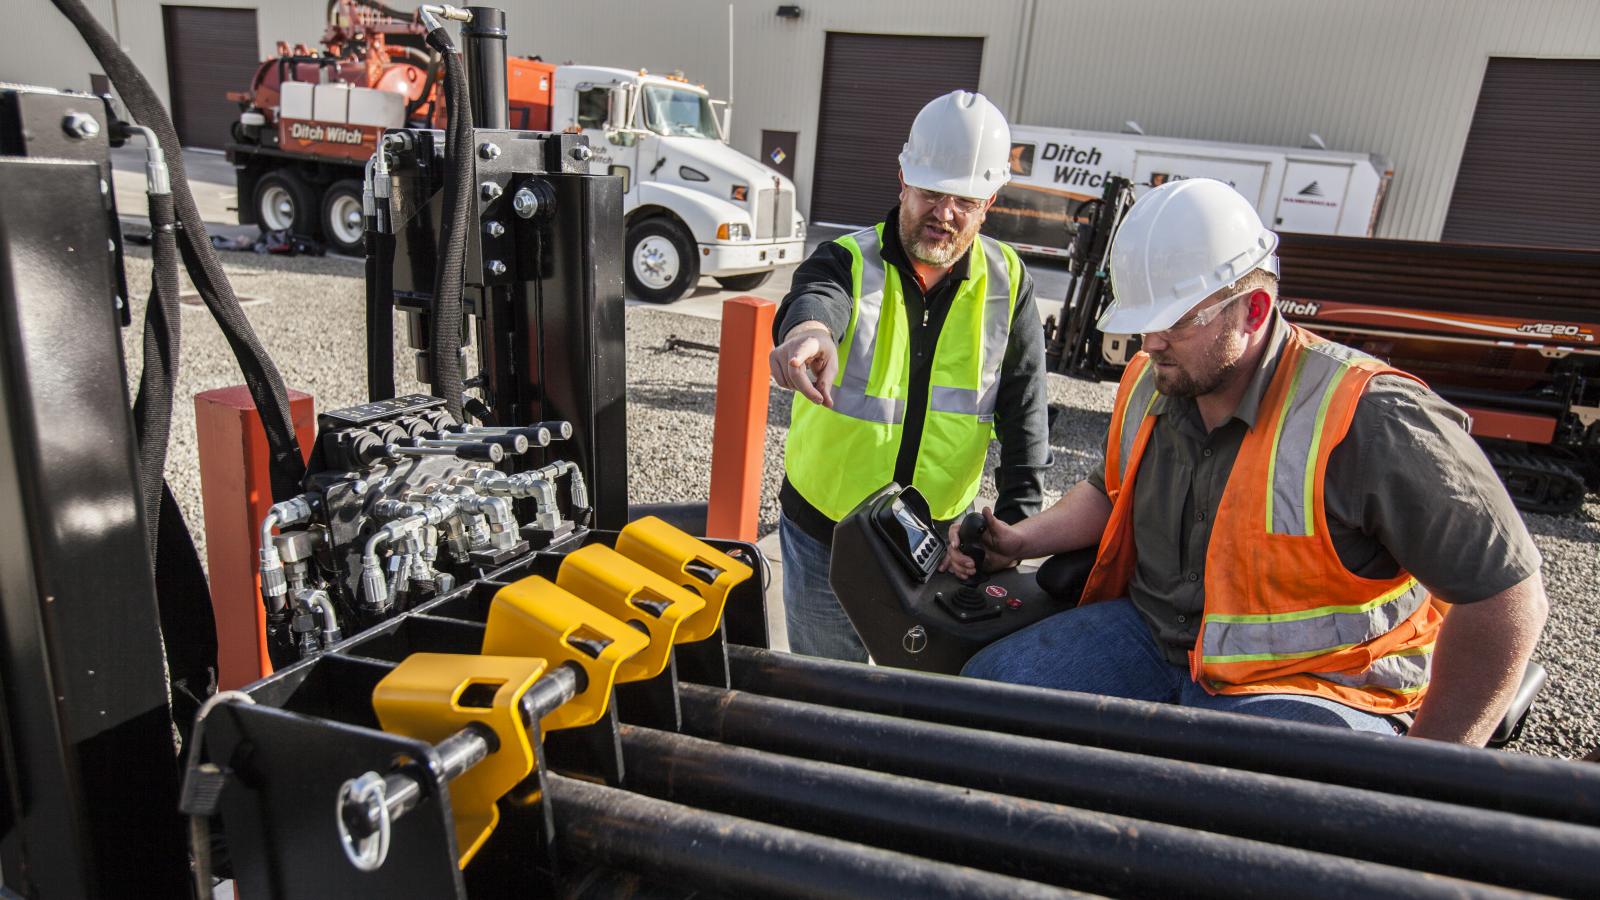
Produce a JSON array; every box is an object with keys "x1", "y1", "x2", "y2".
[{"x1": 774, "y1": 207, "x2": 1052, "y2": 544}]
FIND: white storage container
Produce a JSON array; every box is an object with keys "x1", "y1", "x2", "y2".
[
  {"x1": 312, "y1": 83, "x2": 350, "y2": 123},
  {"x1": 346, "y1": 87, "x2": 405, "y2": 128},
  {"x1": 279, "y1": 82, "x2": 315, "y2": 121}
]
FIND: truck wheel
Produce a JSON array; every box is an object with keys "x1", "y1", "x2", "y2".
[
  {"x1": 714, "y1": 271, "x2": 773, "y2": 291},
  {"x1": 320, "y1": 179, "x2": 366, "y2": 256},
  {"x1": 626, "y1": 217, "x2": 699, "y2": 304},
  {"x1": 254, "y1": 170, "x2": 318, "y2": 239}
]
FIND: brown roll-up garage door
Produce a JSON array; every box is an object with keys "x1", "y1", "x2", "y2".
[
  {"x1": 163, "y1": 5, "x2": 261, "y2": 150},
  {"x1": 1442, "y1": 58, "x2": 1600, "y2": 249},
  {"x1": 809, "y1": 32, "x2": 983, "y2": 227}
]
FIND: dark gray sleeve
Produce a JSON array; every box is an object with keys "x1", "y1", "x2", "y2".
[
  {"x1": 772, "y1": 240, "x2": 855, "y2": 344},
  {"x1": 1324, "y1": 375, "x2": 1541, "y2": 604},
  {"x1": 1086, "y1": 467, "x2": 1108, "y2": 497},
  {"x1": 991, "y1": 266, "x2": 1052, "y2": 524}
]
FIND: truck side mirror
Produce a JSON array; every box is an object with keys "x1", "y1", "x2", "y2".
[
  {"x1": 607, "y1": 87, "x2": 628, "y2": 131},
  {"x1": 710, "y1": 99, "x2": 731, "y2": 143}
]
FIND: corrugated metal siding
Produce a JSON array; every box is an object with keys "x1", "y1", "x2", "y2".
[
  {"x1": 1016, "y1": 0, "x2": 1600, "y2": 240},
  {"x1": 1442, "y1": 58, "x2": 1600, "y2": 248},
  {"x1": 809, "y1": 32, "x2": 984, "y2": 226}
]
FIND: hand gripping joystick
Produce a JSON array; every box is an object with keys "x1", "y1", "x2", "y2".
[
  {"x1": 951, "y1": 512, "x2": 991, "y2": 612},
  {"x1": 956, "y1": 512, "x2": 988, "y2": 586}
]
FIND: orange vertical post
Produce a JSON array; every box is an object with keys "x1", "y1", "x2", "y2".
[
  {"x1": 706, "y1": 295, "x2": 777, "y2": 542},
  {"x1": 195, "y1": 386, "x2": 316, "y2": 689}
]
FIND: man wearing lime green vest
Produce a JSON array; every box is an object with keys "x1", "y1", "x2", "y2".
[
  {"x1": 949, "y1": 178, "x2": 1548, "y2": 745},
  {"x1": 769, "y1": 91, "x2": 1050, "y2": 662}
]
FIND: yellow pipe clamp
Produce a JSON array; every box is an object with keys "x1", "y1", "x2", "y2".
[
  {"x1": 614, "y1": 516, "x2": 754, "y2": 643},
  {"x1": 555, "y1": 543, "x2": 706, "y2": 681},
  {"x1": 371, "y1": 653, "x2": 547, "y2": 866}
]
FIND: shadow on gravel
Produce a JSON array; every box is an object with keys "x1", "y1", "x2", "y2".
[
  {"x1": 1049, "y1": 405, "x2": 1112, "y2": 447},
  {"x1": 628, "y1": 382, "x2": 719, "y2": 412}
]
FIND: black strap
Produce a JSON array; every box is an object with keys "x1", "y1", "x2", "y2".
[{"x1": 154, "y1": 482, "x2": 218, "y2": 736}]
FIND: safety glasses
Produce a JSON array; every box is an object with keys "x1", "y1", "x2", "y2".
[
  {"x1": 907, "y1": 185, "x2": 986, "y2": 215},
  {"x1": 1141, "y1": 289, "x2": 1253, "y2": 340}
]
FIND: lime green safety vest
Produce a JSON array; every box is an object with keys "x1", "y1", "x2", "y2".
[{"x1": 784, "y1": 224, "x2": 1021, "y2": 522}]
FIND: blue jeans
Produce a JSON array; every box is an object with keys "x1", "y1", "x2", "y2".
[
  {"x1": 780, "y1": 513, "x2": 869, "y2": 663},
  {"x1": 962, "y1": 597, "x2": 1397, "y2": 734}
]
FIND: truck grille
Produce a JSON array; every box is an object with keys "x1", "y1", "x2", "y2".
[{"x1": 756, "y1": 187, "x2": 794, "y2": 240}]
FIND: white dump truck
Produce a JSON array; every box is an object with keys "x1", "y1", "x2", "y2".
[{"x1": 987, "y1": 124, "x2": 1392, "y2": 257}]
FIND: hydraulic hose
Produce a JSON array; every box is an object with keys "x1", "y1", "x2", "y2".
[
  {"x1": 52, "y1": 0, "x2": 308, "y2": 502},
  {"x1": 422, "y1": 10, "x2": 472, "y2": 420},
  {"x1": 365, "y1": 144, "x2": 398, "y2": 400},
  {"x1": 126, "y1": 126, "x2": 179, "y2": 554}
]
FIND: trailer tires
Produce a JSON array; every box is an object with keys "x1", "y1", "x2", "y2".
[
  {"x1": 626, "y1": 217, "x2": 698, "y2": 304},
  {"x1": 714, "y1": 271, "x2": 773, "y2": 292},
  {"x1": 253, "y1": 170, "x2": 319, "y2": 239},
  {"x1": 320, "y1": 179, "x2": 366, "y2": 256}
]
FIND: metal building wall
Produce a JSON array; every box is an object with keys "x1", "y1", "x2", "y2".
[
  {"x1": 1011, "y1": 0, "x2": 1600, "y2": 240},
  {"x1": 514, "y1": 0, "x2": 1600, "y2": 241},
  {"x1": 2, "y1": 0, "x2": 328, "y2": 120},
  {"x1": 510, "y1": 0, "x2": 1033, "y2": 225},
  {"x1": 10, "y1": 0, "x2": 1597, "y2": 239}
]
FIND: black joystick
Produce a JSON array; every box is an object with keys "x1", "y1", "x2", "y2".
[{"x1": 952, "y1": 512, "x2": 990, "y2": 611}]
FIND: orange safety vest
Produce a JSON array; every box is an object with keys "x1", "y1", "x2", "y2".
[{"x1": 1079, "y1": 324, "x2": 1445, "y2": 714}]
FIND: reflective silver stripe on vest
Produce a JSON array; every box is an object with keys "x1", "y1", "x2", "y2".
[
  {"x1": 1199, "y1": 578, "x2": 1427, "y2": 664},
  {"x1": 1315, "y1": 645, "x2": 1434, "y2": 695},
  {"x1": 1116, "y1": 361, "x2": 1161, "y2": 484},
  {"x1": 832, "y1": 227, "x2": 904, "y2": 424},
  {"x1": 1265, "y1": 342, "x2": 1373, "y2": 536},
  {"x1": 927, "y1": 236, "x2": 1014, "y2": 422}
]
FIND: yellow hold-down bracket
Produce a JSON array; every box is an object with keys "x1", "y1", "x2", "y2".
[
  {"x1": 556, "y1": 543, "x2": 707, "y2": 682},
  {"x1": 371, "y1": 653, "x2": 546, "y2": 868},
  {"x1": 483, "y1": 576, "x2": 649, "y2": 731},
  {"x1": 615, "y1": 516, "x2": 754, "y2": 643}
]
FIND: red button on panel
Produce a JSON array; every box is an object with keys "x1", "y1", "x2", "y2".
[{"x1": 1006, "y1": 597, "x2": 1023, "y2": 609}]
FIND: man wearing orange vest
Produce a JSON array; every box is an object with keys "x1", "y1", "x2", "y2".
[{"x1": 948, "y1": 178, "x2": 1548, "y2": 744}]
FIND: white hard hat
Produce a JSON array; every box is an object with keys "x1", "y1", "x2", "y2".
[
  {"x1": 899, "y1": 91, "x2": 1012, "y2": 201},
  {"x1": 1100, "y1": 178, "x2": 1280, "y2": 335}
]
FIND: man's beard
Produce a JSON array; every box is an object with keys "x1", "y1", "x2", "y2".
[
  {"x1": 1149, "y1": 327, "x2": 1242, "y2": 399},
  {"x1": 899, "y1": 205, "x2": 982, "y2": 267}
]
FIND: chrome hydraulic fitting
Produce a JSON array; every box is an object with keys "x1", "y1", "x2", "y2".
[{"x1": 259, "y1": 496, "x2": 315, "y2": 614}]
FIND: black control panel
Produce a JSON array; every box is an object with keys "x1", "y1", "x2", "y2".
[
  {"x1": 319, "y1": 394, "x2": 446, "y2": 428},
  {"x1": 830, "y1": 484, "x2": 1094, "y2": 674}
]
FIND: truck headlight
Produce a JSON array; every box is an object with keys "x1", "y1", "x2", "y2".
[
  {"x1": 795, "y1": 219, "x2": 805, "y2": 239},
  {"x1": 717, "y1": 222, "x2": 751, "y2": 241}
]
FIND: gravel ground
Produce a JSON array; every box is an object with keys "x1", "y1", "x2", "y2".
[{"x1": 121, "y1": 245, "x2": 1599, "y2": 760}]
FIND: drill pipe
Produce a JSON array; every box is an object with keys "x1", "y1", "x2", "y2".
[
  {"x1": 613, "y1": 725, "x2": 1501, "y2": 899},
  {"x1": 724, "y1": 644, "x2": 1600, "y2": 826},
  {"x1": 545, "y1": 775, "x2": 1082, "y2": 900},
  {"x1": 676, "y1": 683, "x2": 1600, "y2": 897}
]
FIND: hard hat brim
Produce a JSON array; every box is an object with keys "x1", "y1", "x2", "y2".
[{"x1": 1096, "y1": 300, "x2": 1188, "y2": 336}]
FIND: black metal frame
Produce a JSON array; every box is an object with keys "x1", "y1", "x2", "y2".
[
  {"x1": 0, "y1": 87, "x2": 188, "y2": 896},
  {"x1": 208, "y1": 529, "x2": 766, "y2": 898}
]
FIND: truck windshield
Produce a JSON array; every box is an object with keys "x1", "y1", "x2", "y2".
[{"x1": 641, "y1": 85, "x2": 718, "y2": 139}]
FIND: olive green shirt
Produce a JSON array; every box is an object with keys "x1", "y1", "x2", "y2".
[{"x1": 1087, "y1": 314, "x2": 1542, "y2": 665}]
